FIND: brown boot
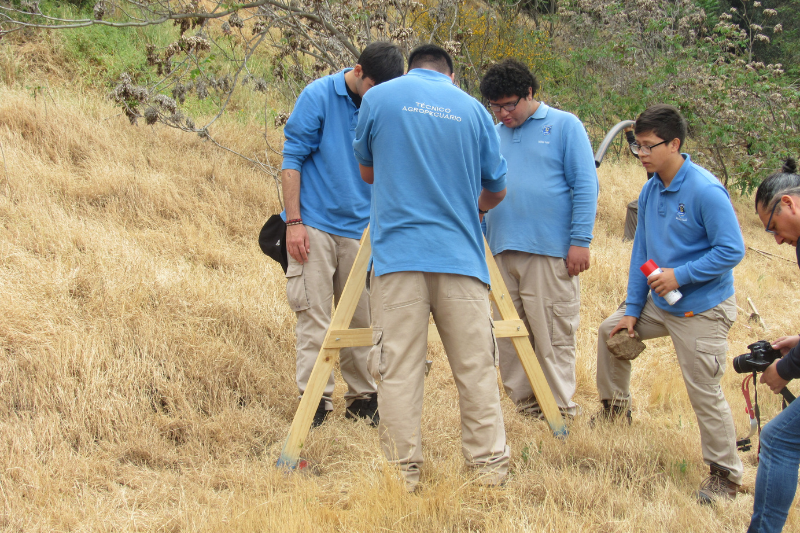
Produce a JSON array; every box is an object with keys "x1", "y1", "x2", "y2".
[{"x1": 696, "y1": 463, "x2": 739, "y2": 504}]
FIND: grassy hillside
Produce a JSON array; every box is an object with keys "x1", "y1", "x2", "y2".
[
  {"x1": 1, "y1": 82, "x2": 799, "y2": 532},
  {"x1": 2, "y1": 23, "x2": 800, "y2": 530}
]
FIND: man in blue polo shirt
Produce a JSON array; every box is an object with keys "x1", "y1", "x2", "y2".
[
  {"x1": 479, "y1": 59, "x2": 598, "y2": 420},
  {"x1": 281, "y1": 42, "x2": 404, "y2": 428},
  {"x1": 595, "y1": 104, "x2": 745, "y2": 503},
  {"x1": 353, "y1": 44, "x2": 509, "y2": 491}
]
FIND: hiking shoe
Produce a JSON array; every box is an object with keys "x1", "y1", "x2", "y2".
[
  {"x1": 345, "y1": 393, "x2": 379, "y2": 426},
  {"x1": 520, "y1": 401, "x2": 580, "y2": 421},
  {"x1": 589, "y1": 400, "x2": 632, "y2": 427},
  {"x1": 696, "y1": 463, "x2": 739, "y2": 504},
  {"x1": 312, "y1": 399, "x2": 331, "y2": 428}
]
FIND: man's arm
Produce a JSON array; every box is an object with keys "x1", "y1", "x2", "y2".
[
  {"x1": 479, "y1": 188, "x2": 506, "y2": 212},
  {"x1": 281, "y1": 84, "x2": 325, "y2": 265},
  {"x1": 563, "y1": 118, "x2": 599, "y2": 277},
  {"x1": 672, "y1": 185, "x2": 745, "y2": 287},
  {"x1": 282, "y1": 169, "x2": 310, "y2": 263},
  {"x1": 768, "y1": 336, "x2": 800, "y2": 392},
  {"x1": 359, "y1": 164, "x2": 374, "y2": 184},
  {"x1": 477, "y1": 106, "x2": 508, "y2": 196}
]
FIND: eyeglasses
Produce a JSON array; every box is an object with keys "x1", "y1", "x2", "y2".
[
  {"x1": 488, "y1": 96, "x2": 523, "y2": 113},
  {"x1": 630, "y1": 140, "x2": 668, "y2": 155},
  {"x1": 765, "y1": 197, "x2": 780, "y2": 235}
]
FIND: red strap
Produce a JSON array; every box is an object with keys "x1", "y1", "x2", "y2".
[{"x1": 742, "y1": 374, "x2": 756, "y2": 421}]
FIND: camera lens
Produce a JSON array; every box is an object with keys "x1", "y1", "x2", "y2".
[{"x1": 732, "y1": 353, "x2": 750, "y2": 374}]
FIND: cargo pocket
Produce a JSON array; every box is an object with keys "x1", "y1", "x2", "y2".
[
  {"x1": 551, "y1": 301, "x2": 580, "y2": 346},
  {"x1": 367, "y1": 327, "x2": 385, "y2": 382},
  {"x1": 694, "y1": 338, "x2": 727, "y2": 385},
  {"x1": 489, "y1": 315, "x2": 499, "y2": 367},
  {"x1": 285, "y1": 262, "x2": 310, "y2": 312}
]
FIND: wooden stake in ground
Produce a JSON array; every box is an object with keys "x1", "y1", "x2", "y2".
[
  {"x1": 747, "y1": 297, "x2": 768, "y2": 330},
  {"x1": 276, "y1": 227, "x2": 566, "y2": 469}
]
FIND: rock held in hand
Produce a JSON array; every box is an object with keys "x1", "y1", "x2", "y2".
[{"x1": 607, "y1": 329, "x2": 646, "y2": 360}]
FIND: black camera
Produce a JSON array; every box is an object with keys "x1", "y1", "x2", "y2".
[{"x1": 733, "y1": 340, "x2": 783, "y2": 374}]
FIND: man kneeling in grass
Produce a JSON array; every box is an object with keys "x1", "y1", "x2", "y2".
[{"x1": 594, "y1": 104, "x2": 746, "y2": 504}]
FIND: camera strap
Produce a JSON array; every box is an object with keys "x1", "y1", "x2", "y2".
[{"x1": 736, "y1": 372, "x2": 760, "y2": 454}]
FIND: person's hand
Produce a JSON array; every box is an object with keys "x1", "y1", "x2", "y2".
[
  {"x1": 609, "y1": 316, "x2": 638, "y2": 339},
  {"x1": 566, "y1": 246, "x2": 590, "y2": 277},
  {"x1": 647, "y1": 267, "x2": 679, "y2": 297},
  {"x1": 760, "y1": 360, "x2": 790, "y2": 394},
  {"x1": 772, "y1": 335, "x2": 800, "y2": 356},
  {"x1": 286, "y1": 224, "x2": 310, "y2": 263}
]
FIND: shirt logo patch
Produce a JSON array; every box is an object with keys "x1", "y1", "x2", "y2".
[
  {"x1": 542, "y1": 125, "x2": 552, "y2": 135},
  {"x1": 676, "y1": 203, "x2": 688, "y2": 222}
]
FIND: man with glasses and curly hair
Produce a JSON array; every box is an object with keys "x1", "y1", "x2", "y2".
[
  {"x1": 594, "y1": 104, "x2": 746, "y2": 504},
  {"x1": 479, "y1": 59, "x2": 598, "y2": 420}
]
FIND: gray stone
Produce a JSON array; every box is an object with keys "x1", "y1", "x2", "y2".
[{"x1": 606, "y1": 329, "x2": 646, "y2": 360}]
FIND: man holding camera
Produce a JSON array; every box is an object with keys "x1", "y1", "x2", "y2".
[{"x1": 750, "y1": 158, "x2": 800, "y2": 533}]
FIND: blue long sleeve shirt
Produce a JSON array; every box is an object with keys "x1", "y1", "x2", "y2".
[
  {"x1": 625, "y1": 154, "x2": 745, "y2": 317},
  {"x1": 281, "y1": 69, "x2": 370, "y2": 240},
  {"x1": 484, "y1": 103, "x2": 598, "y2": 257},
  {"x1": 352, "y1": 69, "x2": 507, "y2": 284}
]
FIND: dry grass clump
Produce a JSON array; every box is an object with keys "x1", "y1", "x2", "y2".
[{"x1": 0, "y1": 84, "x2": 798, "y2": 532}]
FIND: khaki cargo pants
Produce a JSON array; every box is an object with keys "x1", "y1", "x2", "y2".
[
  {"x1": 596, "y1": 294, "x2": 743, "y2": 483},
  {"x1": 494, "y1": 251, "x2": 580, "y2": 415},
  {"x1": 285, "y1": 225, "x2": 375, "y2": 409},
  {"x1": 369, "y1": 270, "x2": 510, "y2": 490}
]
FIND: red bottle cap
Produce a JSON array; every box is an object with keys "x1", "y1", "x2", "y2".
[{"x1": 640, "y1": 259, "x2": 659, "y2": 277}]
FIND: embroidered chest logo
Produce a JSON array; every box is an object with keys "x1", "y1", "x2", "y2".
[
  {"x1": 542, "y1": 125, "x2": 552, "y2": 135},
  {"x1": 676, "y1": 203, "x2": 688, "y2": 222}
]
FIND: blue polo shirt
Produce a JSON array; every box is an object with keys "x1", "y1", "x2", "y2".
[
  {"x1": 281, "y1": 69, "x2": 370, "y2": 240},
  {"x1": 353, "y1": 68, "x2": 507, "y2": 284},
  {"x1": 485, "y1": 103, "x2": 598, "y2": 258},
  {"x1": 625, "y1": 154, "x2": 745, "y2": 317}
]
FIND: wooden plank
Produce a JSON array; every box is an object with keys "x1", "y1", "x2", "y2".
[
  {"x1": 494, "y1": 319, "x2": 529, "y2": 339},
  {"x1": 324, "y1": 319, "x2": 529, "y2": 349},
  {"x1": 484, "y1": 238, "x2": 567, "y2": 437},
  {"x1": 277, "y1": 227, "x2": 372, "y2": 468}
]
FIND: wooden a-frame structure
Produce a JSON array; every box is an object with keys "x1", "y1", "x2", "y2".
[{"x1": 277, "y1": 226, "x2": 566, "y2": 468}]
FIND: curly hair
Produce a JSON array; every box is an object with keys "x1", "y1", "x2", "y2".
[{"x1": 479, "y1": 59, "x2": 539, "y2": 101}]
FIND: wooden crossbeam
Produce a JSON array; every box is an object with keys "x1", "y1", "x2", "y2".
[
  {"x1": 276, "y1": 226, "x2": 566, "y2": 469},
  {"x1": 323, "y1": 319, "x2": 529, "y2": 349}
]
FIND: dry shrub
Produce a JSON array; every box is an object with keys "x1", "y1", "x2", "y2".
[{"x1": 0, "y1": 84, "x2": 799, "y2": 532}]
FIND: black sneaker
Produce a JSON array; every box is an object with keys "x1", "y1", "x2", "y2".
[
  {"x1": 589, "y1": 400, "x2": 632, "y2": 427},
  {"x1": 312, "y1": 399, "x2": 331, "y2": 428},
  {"x1": 345, "y1": 393, "x2": 379, "y2": 426}
]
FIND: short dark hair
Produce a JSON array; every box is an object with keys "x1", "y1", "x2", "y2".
[
  {"x1": 634, "y1": 104, "x2": 688, "y2": 149},
  {"x1": 408, "y1": 44, "x2": 453, "y2": 75},
  {"x1": 358, "y1": 41, "x2": 404, "y2": 85},
  {"x1": 479, "y1": 59, "x2": 539, "y2": 101},
  {"x1": 754, "y1": 158, "x2": 800, "y2": 212}
]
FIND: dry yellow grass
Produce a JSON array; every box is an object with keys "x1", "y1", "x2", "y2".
[{"x1": 1, "y1": 82, "x2": 799, "y2": 532}]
